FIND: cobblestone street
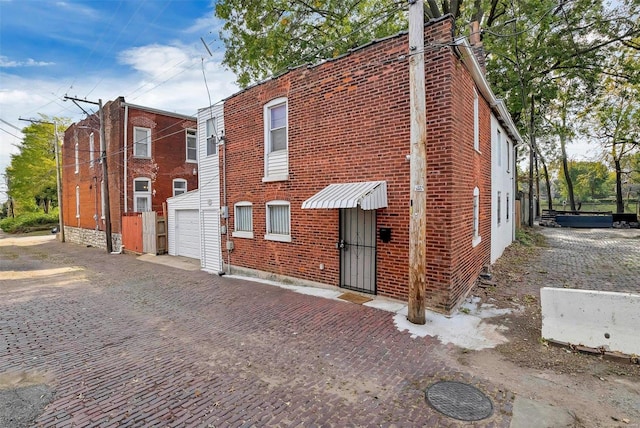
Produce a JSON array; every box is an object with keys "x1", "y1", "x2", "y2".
[{"x1": 1, "y1": 235, "x2": 513, "y2": 427}]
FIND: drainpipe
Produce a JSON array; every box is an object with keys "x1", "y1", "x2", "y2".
[{"x1": 123, "y1": 104, "x2": 129, "y2": 212}]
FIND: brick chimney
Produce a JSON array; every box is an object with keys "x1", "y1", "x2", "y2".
[{"x1": 469, "y1": 21, "x2": 486, "y2": 73}]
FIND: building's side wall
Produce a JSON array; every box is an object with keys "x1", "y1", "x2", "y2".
[
  {"x1": 490, "y1": 114, "x2": 515, "y2": 263},
  {"x1": 222, "y1": 17, "x2": 491, "y2": 313},
  {"x1": 198, "y1": 105, "x2": 223, "y2": 273},
  {"x1": 445, "y1": 56, "x2": 493, "y2": 310}
]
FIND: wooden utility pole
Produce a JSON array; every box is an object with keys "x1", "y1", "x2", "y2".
[
  {"x1": 18, "y1": 117, "x2": 65, "y2": 242},
  {"x1": 407, "y1": 0, "x2": 427, "y2": 325},
  {"x1": 64, "y1": 96, "x2": 113, "y2": 252}
]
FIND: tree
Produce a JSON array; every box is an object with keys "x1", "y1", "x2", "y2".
[
  {"x1": 5, "y1": 116, "x2": 68, "y2": 216},
  {"x1": 555, "y1": 160, "x2": 611, "y2": 203}
]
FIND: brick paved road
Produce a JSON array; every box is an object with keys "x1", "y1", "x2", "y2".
[
  {"x1": 0, "y1": 236, "x2": 513, "y2": 427},
  {"x1": 535, "y1": 228, "x2": 640, "y2": 294}
]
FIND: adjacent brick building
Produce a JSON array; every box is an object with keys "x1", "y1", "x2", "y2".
[
  {"x1": 210, "y1": 16, "x2": 520, "y2": 314},
  {"x1": 62, "y1": 97, "x2": 197, "y2": 250}
]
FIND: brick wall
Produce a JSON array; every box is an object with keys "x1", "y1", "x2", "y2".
[
  {"x1": 222, "y1": 16, "x2": 492, "y2": 313},
  {"x1": 62, "y1": 98, "x2": 196, "y2": 248}
]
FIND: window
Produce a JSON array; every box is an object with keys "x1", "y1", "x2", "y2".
[
  {"x1": 101, "y1": 180, "x2": 106, "y2": 219},
  {"x1": 497, "y1": 130, "x2": 502, "y2": 167},
  {"x1": 497, "y1": 191, "x2": 502, "y2": 225},
  {"x1": 233, "y1": 202, "x2": 253, "y2": 239},
  {"x1": 75, "y1": 142, "x2": 79, "y2": 174},
  {"x1": 206, "y1": 118, "x2": 217, "y2": 156},
  {"x1": 173, "y1": 179, "x2": 187, "y2": 197},
  {"x1": 263, "y1": 98, "x2": 289, "y2": 181},
  {"x1": 506, "y1": 193, "x2": 510, "y2": 221},
  {"x1": 473, "y1": 89, "x2": 479, "y2": 152},
  {"x1": 89, "y1": 133, "x2": 95, "y2": 168},
  {"x1": 268, "y1": 103, "x2": 287, "y2": 152},
  {"x1": 75, "y1": 186, "x2": 80, "y2": 218},
  {"x1": 133, "y1": 127, "x2": 151, "y2": 158},
  {"x1": 472, "y1": 187, "x2": 481, "y2": 247},
  {"x1": 265, "y1": 200, "x2": 290, "y2": 242},
  {"x1": 186, "y1": 129, "x2": 197, "y2": 162},
  {"x1": 506, "y1": 139, "x2": 511, "y2": 173},
  {"x1": 134, "y1": 178, "x2": 151, "y2": 212}
]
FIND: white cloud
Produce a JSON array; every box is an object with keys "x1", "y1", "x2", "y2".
[
  {"x1": 0, "y1": 42, "x2": 238, "y2": 203},
  {"x1": 0, "y1": 56, "x2": 54, "y2": 68}
]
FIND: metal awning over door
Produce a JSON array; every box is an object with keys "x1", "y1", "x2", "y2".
[{"x1": 301, "y1": 181, "x2": 387, "y2": 210}]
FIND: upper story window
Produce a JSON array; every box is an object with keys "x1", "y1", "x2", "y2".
[
  {"x1": 265, "y1": 200, "x2": 291, "y2": 242},
  {"x1": 89, "y1": 133, "x2": 95, "y2": 168},
  {"x1": 134, "y1": 178, "x2": 151, "y2": 212},
  {"x1": 263, "y1": 98, "x2": 289, "y2": 182},
  {"x1": 133, "y1": 127, "x2": 151, "y2": 158},
  {"x1": 232, "y1": 201, "x2": 253, "y2": 239},
  {"x1": 206, "y1": 118, "x2": 217, "y2": 156},
  {"x1": 497, "y1": 129, "x2": 502, "y2": 167},
  {"x1": 473, "y1": 89, "x2": 480, "y2": 152},
  {"x1": 506, "y1": 139, "x2": 511, "y2": 173},
  {"x1": 186, "y1": 129, "x2": 197, "y2": 162},
  {"x1": 74, "y1": 142, "x2": 79, "y2": 174},
  {"x1": 173, "y1": 179, "x2": 187, "y2": 197}
]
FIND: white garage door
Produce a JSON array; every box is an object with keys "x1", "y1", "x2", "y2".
[{"x1": 175, "y1": 209, "x2": 200, "y2": 259}]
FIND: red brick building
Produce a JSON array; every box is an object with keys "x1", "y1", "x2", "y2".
[
  {"x1": 218, "y1": 16, "x2": 519, "y2": 313},
  {"x1": 62, "y1": 97, "x2": 197, "y2": 250}
]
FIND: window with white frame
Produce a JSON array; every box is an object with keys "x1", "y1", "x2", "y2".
[
  {"x1": 497, "y1": 130, "x2": 502, "y2": 167},
  {"x1": 233, "y1": 202, "x2": 253, "y2": 239},
  {"x1": 89, "y1": 133, "x2": 95, "y2": 168},
  {"x1": 101, "y1": 180, "x2": 106, "y2": 219},
  {"x1": 473, "y1": 89, "x2": 479, "y2": 152},
  {"x1": 75, "y1": 185, "x2": 80, "y2": 218},
  {"x1": 75, "y1": 142, "x2": 79, "y2": 174},
  {"x1": 134, "y1": 178, "x2": 151, "y2": 212},
  {"x1": 186, "y1": 129, "x2": 197, "y2": 162},
  {"x1": 206, "y1": 118, "x2": 217, "y2": 156},
  {"x1": 263, "y1": 98, "x2": 289, "y2": 181},
  {"x1": 506, "y1": 139, "x2": 511, "y2": 172},
  {"x1": 173, "y1": 179, "x2": 187, "y2": 197},
  {"x1": 497, "y1": 191, "x2": 502, "y2": 225},
  {"x1": 472, "y1": 187, "x2": 481, "y2": 246},
  {"x1": 133, "y1": 127, "x2": 151, "y2": 158},
  {"x1": 265, "y1": 200, "x2": 290, "y2": 242}
]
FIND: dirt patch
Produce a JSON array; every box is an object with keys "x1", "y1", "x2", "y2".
[{"x1": 455, "y1": 228, "x2": 640, "y2": 427}]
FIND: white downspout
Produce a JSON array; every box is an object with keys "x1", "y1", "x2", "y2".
[{"x1": 123, "y1": 104, "x2": 129, "y2": 212}]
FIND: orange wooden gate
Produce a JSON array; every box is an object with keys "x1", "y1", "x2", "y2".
[{"x1": 121, "y1": 213, "x2": 143, "y2": 254}]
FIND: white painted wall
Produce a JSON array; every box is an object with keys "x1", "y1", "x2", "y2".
[
  {"x1": 490, "y1": 114, "x2": 516, "y2": 263},
  {"x1": 541, "y1": 287, "x2": 640, "y2": 355},
  {"x1": 167, "y1": 190, "x2": 200, "y2": 257},
  {"x1": 198, "y1": 104, "x2": 223, "y2": 273}
]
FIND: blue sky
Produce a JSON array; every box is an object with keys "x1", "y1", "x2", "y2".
[{"x1": 0, "y1": 0, "x2": 238, "y2": 202}]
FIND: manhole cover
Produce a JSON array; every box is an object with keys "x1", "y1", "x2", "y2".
[{"x1": 425, "y1": 381, "x2": 493, "y2": 421}]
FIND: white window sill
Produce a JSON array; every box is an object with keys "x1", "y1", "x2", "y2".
[
  {"x1": 133, "y1": 156, "x2": 151, "y2": 160},
  {"x1": 186, "y1": 159, "x2": 198, "y2": 164},
  {"x1": 472, "y1": 235, "x2": 482, "y2": 247},
  {"x1": 474, "y1": 148, "x2": 481, "y2": 154},
  {"x1": 264, "y1": 233, "x2": 291, "y2": 243},
  {"x1": 232, "y1": 231, "x2": 254, "y2": 239},
  {"x1": 262, "y1": 175, "x2": 289, "y2": 183},
  {"x1": 76, "y1": 215, "x2": 80, "y2": 218}
]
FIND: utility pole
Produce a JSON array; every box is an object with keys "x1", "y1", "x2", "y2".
[
  {"x1": 19, "y1": 117, "x2": 65, "y2": 242},
  {"x1": 407, "y1": 0, "x2": 427, "y2": 325},
  {"x1": 64, "y1": 96, "x2": 113, "y2": 252}
]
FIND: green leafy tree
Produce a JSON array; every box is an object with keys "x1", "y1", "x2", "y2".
[
  {"x1": 5, "y1": 116, "x2": 68, "y2": 215},
  {"x1": 555, "y1": 160, "x2": 611, "y2": 203}
]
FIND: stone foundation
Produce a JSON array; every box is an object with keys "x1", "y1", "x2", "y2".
[{"x1": 64, "y1": 226, "x2": 122, "y2": 252}]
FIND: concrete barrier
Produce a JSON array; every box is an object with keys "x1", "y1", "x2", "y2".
[{"x1": 540, "y1": 287, "x2": 640, "y2": 356}]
